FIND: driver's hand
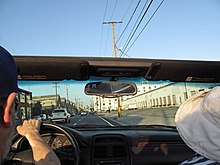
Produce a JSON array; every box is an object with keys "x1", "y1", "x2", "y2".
[
  {"x1": 17, "y1": 119, "x2": 41, "y2": 143},
  {"x1": 17, "y1": 119, "x2": 61, "y2": 165}
]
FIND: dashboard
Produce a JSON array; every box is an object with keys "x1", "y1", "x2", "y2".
[{"x1": 9, "y1": 123, "x2": 195, "y2": 165}]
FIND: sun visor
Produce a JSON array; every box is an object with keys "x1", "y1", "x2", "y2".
[
  {"x1": 145, "y1": 60, "x2": 220, "y2": 83},
  {"x1": 14, "y1": 56, "x2": 90, "y2": 80}
]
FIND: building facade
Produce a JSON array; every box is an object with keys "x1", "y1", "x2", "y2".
[
  {"x1": 17, "y1": 88, "x2": 32, "y2": 122},
  {"x1": 122, "y1": 82, "x2": 213, "y2": 110},
  {"x1": 93, "y1": 82, "x2": 214, "y2": 112}
]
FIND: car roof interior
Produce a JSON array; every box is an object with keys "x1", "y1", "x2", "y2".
[{"x1": 14, "y1": 56, "x2": 220, "y2": 83}]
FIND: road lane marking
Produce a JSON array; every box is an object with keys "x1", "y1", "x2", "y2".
[
  {"x1": 72, "y1": 116, "x2": 86, "y2": 125},
  {"x1": 98, "y1": 116, "x2": 114, "y2": 126}
]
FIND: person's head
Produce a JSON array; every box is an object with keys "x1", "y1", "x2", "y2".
[
  {"x1": 0, "y1": 46, "x2": 18, "y2": 162},
  {"x1": 175, "y1": 86, "x2": 220, "y2": 163}
]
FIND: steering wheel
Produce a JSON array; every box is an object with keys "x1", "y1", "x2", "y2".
[{"x1": 4, "y1": 122, "x2": 80, "y2": 165}]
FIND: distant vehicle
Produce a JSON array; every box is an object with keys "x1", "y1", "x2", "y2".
[
  {"x1": 67, "y1": 112, "x2": 71, "y2": 118},
  {"x1": 40, "y1": 114, "x2": 47, "y2": 121},
  {"x1": 128, "y1": 104, "x2": 137, "y2": 110},
  {"x1": 47, "y1": 114, "x2": 51, "y2": 119},
  {"x1": 50, "y1": 109, "x2": 71, "y2": 123},
  {"x1": 80, "y1": 111, "x2": 88, "y2": 116},
  {"x1": 33, "y1": 115, "x2": 42, "y2": 121}
]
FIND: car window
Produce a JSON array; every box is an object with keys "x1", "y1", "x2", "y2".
[
  {"x1": 18, "y1": 79, "x2": 220, "y2": 127},
  {"x1": 53, "y1": 110, "x2": 65, "y2": 113}
]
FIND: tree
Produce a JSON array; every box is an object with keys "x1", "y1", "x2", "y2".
[{"x1": 33, "y1": 101, "x2": 42, "y2": 116}]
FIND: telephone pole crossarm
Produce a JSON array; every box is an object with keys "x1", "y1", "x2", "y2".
[{"x1": 103, "y1": 21, "x2": 122, "y2": 24}]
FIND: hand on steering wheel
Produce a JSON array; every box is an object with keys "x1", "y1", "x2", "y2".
[{"x1": 4, "y1": 122, "x2": 80, "y2": 165}]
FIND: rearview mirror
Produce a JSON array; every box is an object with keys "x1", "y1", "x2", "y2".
[{"x1": 84, "y1": 81, "x2": 137, "y2": 98}]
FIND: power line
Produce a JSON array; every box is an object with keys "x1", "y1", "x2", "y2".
[
  {"x1": 121, "y1": 0, "x2": 135, "y2": 21},
  {"x1": 120, "y1": 0, "x2": 153, "y2": 57},
  {"x1": 119, "y1": 0, "x2": 149, "y2": 57},
  {"x1": 103, "y1": 0, "x2": 119, "y2": 56},
  {"x1": 110, "y1": 0, "x2": 118, "y2": 20},
  {"x1": 116, "y1": 0, "x2": 141, "y2": 46},
  {"x1": 121, "y1": 0, "x2": 148, "y2": 56},
  {"x1": 125, "y1": 0, "x2": 165, "y2": 54},
  {"x1": 117, "y1": 46, "x2": 131, "y2": 58},
  {"x1": 116, "y1": 0, "x2": 135, "y2": 39},
  {"x1": 99, "y1": 0, "x2": 109, "y2": 56}
]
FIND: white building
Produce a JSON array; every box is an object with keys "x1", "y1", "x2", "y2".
[
  {"x1": 122, "y1": 82, "x2": 214, "y2": 110},
  {"x1": 93, "y1": 82, "x2": 215, "y2": 112},
  {"x1": 93, "y1": 96, "x2": 121, "y2": 112}
]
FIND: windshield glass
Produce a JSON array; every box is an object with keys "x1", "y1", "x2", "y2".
[
  {"x1": 17, "y1": 79, "x2": 220, "y2": 127},
  {"x1": 53, "y1": 110, "x2": 65, "y2": 113}
]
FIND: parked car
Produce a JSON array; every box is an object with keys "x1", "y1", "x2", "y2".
[
  {"x1": 40, "y1": 114, "x2": 47, "y2": 121},
  {"x1": 50, "y1": 109, "x2": 71, "y2": 123},
  {"x1": 33, "y1": 115, "x2": 42, "y2": 121},
  {"x1": 70, "y1": 112, "x2": 76, "y2": 117},
  {"x1": 47, "y1": 114, "x2": 51, "y2": 120}
]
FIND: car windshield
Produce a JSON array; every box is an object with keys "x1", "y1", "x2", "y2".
[
  {"x1": 17, "y1": 79, "x2": 220, "y2": 127},
  {"x1": 53, "y1": 110, "x2": 65, "y2": 113}
]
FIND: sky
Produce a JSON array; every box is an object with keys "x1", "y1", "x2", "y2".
[
  {"x1": 0, "y1": 0, "x2": 220, "y2": 60},
  {"x1": 18, "y1": 80, "x2": 94, "y2": 107},
  {"x1": 1, "y1": 0, "x2": 220, "y2": 106}
]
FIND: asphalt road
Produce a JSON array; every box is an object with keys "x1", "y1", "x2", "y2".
[
  {"x1": 103, "y1": 107, "x2": 178, "y2": 126},
  {"x1": 63, "y1": 113, "x2": 122, "y2": 127},
  {"x1": 59, "y1": 107, "x2": 178, "y2": 127}
]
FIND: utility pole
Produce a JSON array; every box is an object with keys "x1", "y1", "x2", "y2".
[
  {"x1": 53, "y1": 81, "x2": 59, "y2": 108},
  {"x1": 103, "y1": 21, "x2": 122, "y2": 58},
  {"x1": 103, "y1": 21, "x2": 122, "y2": 117},
  {"x1": 66, "y1": 84, "x2": 69, "y2": 100}
]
